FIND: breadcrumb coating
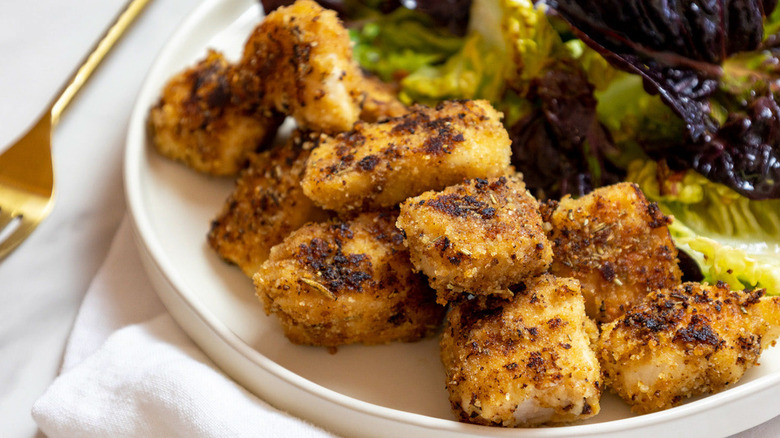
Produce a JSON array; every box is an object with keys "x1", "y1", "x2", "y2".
[
  {"x1": 397, "y1": 175, "x2": 552, "y2": 304},
  {"x1": 207, "y1": 131, "x2": 331, "y2": 277},
  {"x1": 598, "y1": 282, "x2": 780, "y2": 414},
  {"x1": 239, "y1": 0, "x2": 364, "y2": 133},
  {"x1": 302, "y1": 100, "x2": 511, "y2": 213},
  {"x1": 441, "y1": 274, "x2": 602, "y2": 427},
  {"x1": 148, "y1": 49, "x2": 282, "y2": 176},
  {"x1": 253, "y1": 210, "x2": 444, "y2": 347},
  {"x1": 544, "y1": 182, "x2": 682, "y2": 323}
]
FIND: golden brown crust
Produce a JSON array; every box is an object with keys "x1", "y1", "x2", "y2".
[
  {"x1": 239, "y1": 0, "x2": 364, "y2": 133},
  {"x1": 302, "y1": 100, "x2": 512, "y2": 213},
  {"x1": 207, "y1": 131, "x2": 332, "y2": 277},
  {"x1": 397, "y1": 175, "x2": 552, "y2": 304},
  {"x1": 546, "y1": 182, "x2": 682, "y2": 323},
  {"x1": 253, "y1": 210, "x2": 444, "y2": 347},
  {"x1": 441, "y1": 274, "x2": 602, "y2": 427},
  {"x1": 148, "y1": 49, "x2": 282, "y2": 176},
  {"x1": 598, "y1": 282, "x2": 780, "y2": 414}
]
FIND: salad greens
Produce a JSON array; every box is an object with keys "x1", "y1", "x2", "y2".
[
  {"x1": 627, "y1": 160, "x2": 780, "y2": 295},
  {"x1": 547, "y1": 0, "x2": 780, "y2": 200},
  {"x1": 348, "y1": 1, "x2": 511, "y2": 105},
  {"x1": 260, "y1": 0, "x2": 780, "y2": 295},
  {"x1": 350, "y1": 8, "x2": 465, "y2": 84},
  {"x1": 398, "y1": 32, "x2": 507, "y2": 104}
]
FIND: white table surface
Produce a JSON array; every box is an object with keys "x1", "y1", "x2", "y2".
[
  {"x1": 0, "y1": 1, "x2": 779, "y2": 437},
  {"x1": 0, "y1": 1, "x2": 196, "y2": 436}
]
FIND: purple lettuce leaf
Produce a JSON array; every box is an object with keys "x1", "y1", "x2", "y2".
[
  {"x1": 509, "y1": 61, "x2": 624, "y2": 199},
  {"x1": 547, "y1": 0, "x2": 780, "y2": 199}
]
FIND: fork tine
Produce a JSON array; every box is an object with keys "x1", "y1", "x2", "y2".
[
  {"x1": 0, "y1": 217, "x2": 37, "y2": 260},
  {"x1": 0, "y1": 208, "x2": 17, "y2": 231},
  {"x1": 0, "y1": 193, "x2": 54, "y2": 260},
  {"x1": 0, "y1": 209, "x2": 52, "y2": 260}
]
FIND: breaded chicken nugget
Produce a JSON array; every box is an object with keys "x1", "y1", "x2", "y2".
[
  {"x1": 254, "y1": 210, "x2": 444, "y2": 347},
  {"x1": 545, "y1": 182, "x2": 682, "y2": 323},
  {"x1": 302, "y1": 100, "x2": 511, "y2": 212},
  {"x1": 148, "y1": 49, "x2": 282, "y2": 176},
  {"x1": 239, "y1": 0, "x2": 364, "y2": 133},
  {"x1": 441, "y1": 274, "x2": 602, "y2": 427},
  {"x1": 598, "y1": 282, "x2": 780, "y2": 414},
  {"x1": 397, "y1": 175, "x2": 552, "y2": 304},
  {"x1": 208, "y1": 131, "x2": 331, "y2": 277}
]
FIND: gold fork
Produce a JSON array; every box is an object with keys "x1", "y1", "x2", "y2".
[{"x1": 0, "y1": 0, "x2": 152, "y2": 260}]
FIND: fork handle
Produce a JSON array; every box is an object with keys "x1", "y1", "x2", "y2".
[{"x1": 50, "y1": 0, "x2": 153, "y2": 126}]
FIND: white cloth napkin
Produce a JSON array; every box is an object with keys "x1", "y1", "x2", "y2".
[{"x1": 31, "y1": 218, "x2": 337, "y2": 438}]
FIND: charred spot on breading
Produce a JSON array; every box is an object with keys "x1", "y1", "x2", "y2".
[
  {"x1": 357, "y1": 154, "x2": 379, "y2": 171},
  {"x1": 425, "y1": 193, "x2": 497, "y2": 220},
  {"x1": 599, "y1": 262, "x2": 616, "y2": 282},
  {"x1": 547, "y1": 317, "x2": 566, "y2": 329},
  {"x1": 390, "y1": 111, "x2": 430, "y2": 135},
  {"x1": 455, "y1": 297, "x2": 506, "y2": 333},
  {"x1": 420, "y1": 117, "x2": 466, "y2": 155},
  {"x1": 672, "y1": 314, "x2": 723, "y2": 348},
  {"x1": 645, "y1": 201, "x2": 670, "y2": 228},
  {"x1": 581, "y1": 402, "x2": 592, "y2": 415},
  {"x1": 193, "y1": 61, "x2": 230, "y2": 108},
  {"x1": 292, "y1": 234, "x2": 374, "y2": 294},
  {"x1": 388, "y1": 111, "x2": 468, "y2": 154},
  {"x1": 341, "y1": 130, "x2": 366, "y2": 147}
]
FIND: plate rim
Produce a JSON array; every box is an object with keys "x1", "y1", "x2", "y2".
[{"x1": 123, "y1": 0, "x2": 780, "y2": 436}]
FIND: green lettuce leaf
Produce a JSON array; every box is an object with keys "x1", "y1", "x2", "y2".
[
  {"x1": 565, "y1": 39, "x2": 621, "y2": 91},
  {"x1": 627, "y1": 160, "x2": 780, "y2": 295},
  {"x1": 396, "y1": 0, "x2": 520, "y2": 105},
  {"x1": 595, "y1": 74, "x2": 686, "y2": 168},
  {"x1": 349, "y1": 8, "x2": 464, "y2": 82},
  {"x1": 399, "y1": 32, "x2": 509, "y2": 105},
  {"x1": 350, "y1": 0, "x2": 607, "y2": 121},
  {"x1": 764, "y1": 2, "x2": 780, "y2": 39},
  {"x1": 500, "y1": 0, "x2": 567, "y2": 94}
]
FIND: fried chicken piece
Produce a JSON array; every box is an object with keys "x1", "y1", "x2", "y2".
[
  {"x1": 397, "y1": 175, "x2": 552, "y2": 304},
  {"x1": 441, "y1": 274, "x2": 602, "y2": 427},
  {"x1": 357, "y1": 74, "x2": 408, "y2": 122},
  {"x1": 302, "y1": 100, "x2": 511, "y2": 213},
  {"x1": 207, "y1": 131, "x2": 331, "y2": 277},
  {"x1": 545, "y1": 182, "x2": 682, "y2": 323},
  {"x1": 148, "y1": 49, "x2": 282, "y2": 176},
  {"x1": 598, "y1": 282, "x2": 780, "y2": 414},
  {"x1": 239, "y1": 0, "x2": 364, "y2": 133},
  {"x1": 254, "y1": 210, "x2": 444, "y2": 347}
]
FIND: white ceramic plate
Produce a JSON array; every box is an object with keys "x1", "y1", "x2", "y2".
[{"x1": 124, "y1": 0, "x2": 780, "y2": 436}]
